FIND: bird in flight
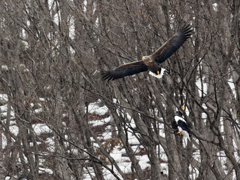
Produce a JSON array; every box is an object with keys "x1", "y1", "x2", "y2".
[{"x1": 102, "y1": 24, "x2": 193, "y2": 81}]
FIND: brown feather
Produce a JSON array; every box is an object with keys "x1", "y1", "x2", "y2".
[
  {"x1": 151, "y1": 24, "x2": 193, "y2": 64},
  {"x1": 102, "y1": 60, "x2": 148, "y2": 81}
]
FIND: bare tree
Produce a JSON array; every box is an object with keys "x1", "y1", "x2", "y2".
[{"x1": 0, "y1": 0, "x2": 239, "y2": 179}]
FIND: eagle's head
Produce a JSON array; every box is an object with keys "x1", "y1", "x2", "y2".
[{"x1": 142, "y1": 56, "x2": 148, "y2": 60}]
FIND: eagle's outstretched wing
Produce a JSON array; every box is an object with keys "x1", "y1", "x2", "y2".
[
  {"x1": 102, "y1": 60, "x2": 148, "y2": 81},
  {"x1": 151, "y1": 24, "x2": 193, "y2": 64},
  {"x1": 102, "y1": 24, "x2": 193, "y2": 81}
]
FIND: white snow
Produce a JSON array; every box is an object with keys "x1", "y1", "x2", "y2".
[
  {"x1": 1, "y1": 65, "x2": 8, "y2": 70},
  {"x1": 33, "y1": 124, "x2": 52, "y2": 135},
  {"x1": 45, "y1": 137, "x2": 55, "y2": 152},
  {"x1": 9, "y1": 125, "x2": 19, "y2": 136},
  {"x1": 228, "y1": 78, "x2": 236, "y2": 98},
  {"x1": 0, "y1": 94, "x2": 8, "y2": 101},
  {"x1": 0, "y1": 104, "x2": 15, "y2": 117},
  {"x1": 196, "y1": 78, "x2": 207, "y2": 97},
  {"x1": 39, "y1": 167, "x2": 53, "y2": 174},
  {"x1": 0, "y1": 81, "x2": 238, "y2": 180},
  {"x1": 212, "y1": 3, "x2": 218, "y2": 11},
  {"x1": 88, "y1": 99, "x2": 108, "y2": 116}
]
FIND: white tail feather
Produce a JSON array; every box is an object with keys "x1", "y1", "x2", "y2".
[{"x1": 149, "y1": 68, "x2": 166, "y2": 79}]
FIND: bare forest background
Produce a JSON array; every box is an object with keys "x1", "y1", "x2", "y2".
[{"x1": 0, "y1": 0, "x2": 240, "y2": 180}]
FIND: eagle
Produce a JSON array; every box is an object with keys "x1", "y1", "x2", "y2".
[
  {"x1": 102, "y1": 24, "x2": 193, "y2": 81},
  {"x1": 172, "y1": 107, "x2": 191, "y2": 148}
]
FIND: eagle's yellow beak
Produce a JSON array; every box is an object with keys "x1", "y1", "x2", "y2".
[
  {"x1": 142, "y1": 57, "x2": 145, "y2": 60},
  {"x1": 177, "y1": 132, "x2": 183, "y2": 136},
  {"x1": 157, "y1": 71, "x2": 160, "y2": 75}
]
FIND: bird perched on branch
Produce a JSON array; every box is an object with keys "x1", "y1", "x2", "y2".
[
  {"x1": 172, "y1": 106, "x2": 191, "y2": 148},
  {"x1": 102, "y1": 24, "x2": 193, "y2": 81}
]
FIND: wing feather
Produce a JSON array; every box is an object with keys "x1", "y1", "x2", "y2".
[
  {"x1": 151, "y1": 24, "x2": 193, "y2": 64},
  {"x1": 178, "y1": 120, "x2": 191, "y2": 135},
  {"x1": 102, "y1": 61, "x2": 148, "y2": 81}
]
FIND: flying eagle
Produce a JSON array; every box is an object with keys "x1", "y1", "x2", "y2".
[
  {"x1": 102, "y1": 24, "x2": 193, "y2": 81},
  {"x1": 172, "y1": 107, "x2": 191, "y2": 148}
]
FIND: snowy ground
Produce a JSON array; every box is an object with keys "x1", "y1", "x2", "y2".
[
  {"x1": 86, "y1": 100, "x2": 155, "y2": 179},
  {"x1": 1, "y1": 94, "x2": 239, "y2": 179}
]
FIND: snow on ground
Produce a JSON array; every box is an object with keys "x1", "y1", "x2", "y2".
[
  {"x1": 0, "y1": 104, "x2": 15, "y2": 117},
  {"x1": 233, "y1": 140, "x2": 240, "y2": 163},
  {"x1": 161, "y1": 163, "x2": 168, "y2": 176},
  {"x1": 192, "y1": 140, "x2": 201, "y2": 161},
  {"x1": 88, "y1": 99, "x2": 108, "y2": 116},
  {"x1": 39, "y1": 167, "x2": 53, "y2": 174},
  {"x1": 45, "y1": 137, "x2": 55, "y2": 152},
  {"x1": 102, "y1": 131, "x2": 112, "y2": 140},
  {"x1": 217, "y1": 151, "x2": 228, "y2": 174},
  {"x1": 0, "y1": 94, "x2": 8, "y2": 102},
  {"x1": 158, "y1": 123, "x2": 165, "y2": 137},
  {"x1": 196, "y1": 78, "x2": 208, "y2": 97},
  {"x1": 212, "y1": 3, "x2": 218, "y2": 11},
  {"x1": 85, "y1": 101, "x2": 152, "y2": 179},
  {"x1": 2, "y1": 133, "x2": 7, "y2": 149},
  {"x1": 189, "y1": 164, "x2": 199, "y2": 179},
  {"x1": 228, "y1": 78, "x2": 236, "y2": 99},
  {"x1": 0, "y1": 97, "x2": 163, "y2": 179},
  {"x1": 9, "y1": 125, "x2": 19, "y2": 136},
  {"x1": 1, "y1": 95, "x2": 237, "y2": 179},
  {"x1": 33, "y1": 123, "x2": 52, "y2": 135}
]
